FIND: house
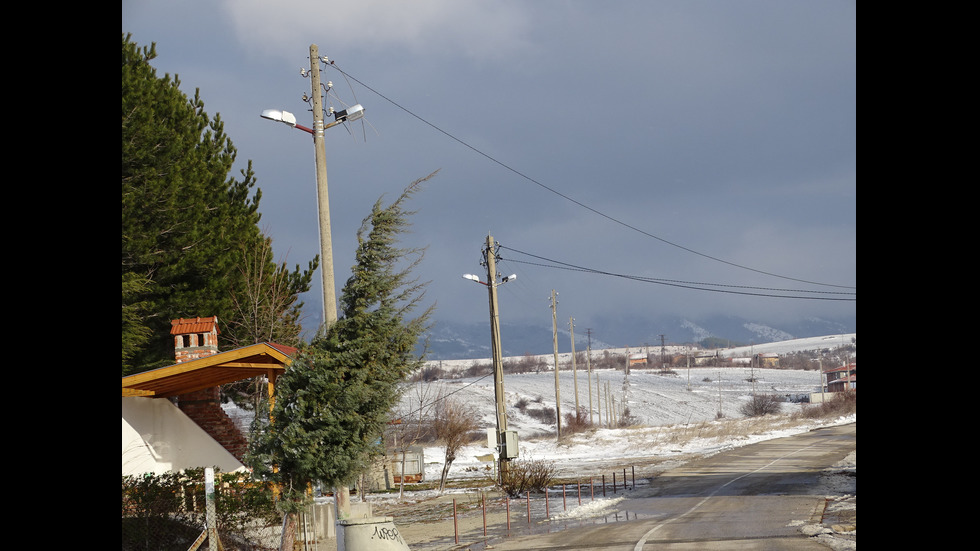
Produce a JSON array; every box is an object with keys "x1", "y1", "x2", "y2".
[
  {"x1": 823, "y1": 363, "x2": 856, "y2": 392},
  {"x1": 757, "y1": 353, "x2": 779, "y2": 367},
  {"x1": 122, "y1": 316, "x2": 294, "y2": 477}
]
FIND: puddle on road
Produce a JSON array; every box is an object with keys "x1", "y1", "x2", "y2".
[{"x1": 403, "y1": 501, "x2": 655, "y2": 550}]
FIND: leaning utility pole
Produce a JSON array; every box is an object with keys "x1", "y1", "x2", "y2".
[
  {"x1": 308, "y1": 44, "x2": 338, "y2": 328},
  {"x1": 308, "y1": 44, "x2": 346, "y2": 522},
  {"x1": 551, "y1": 290, "x2": 562, "y2": 439}
]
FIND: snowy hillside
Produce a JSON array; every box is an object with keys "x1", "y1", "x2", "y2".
[
  {"x1": 420, "y1": 317, "x2": 856, "y2": 360},
  {"x1": 713, "y1": 333, "x2": 856, "y2": 358}
]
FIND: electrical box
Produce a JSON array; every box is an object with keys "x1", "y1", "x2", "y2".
[{"x1": 501, "y1": 430, "x2": 519, "y2": 459}]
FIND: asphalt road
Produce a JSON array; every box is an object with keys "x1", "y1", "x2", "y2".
[{"x1": 476, "y1": 423, "x2": 856, "y2": 550}]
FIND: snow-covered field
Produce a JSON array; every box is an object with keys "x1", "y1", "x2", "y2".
[
  {"x1": 406, "y1": 366, "x2": 845, "y2": 482},
  {"x1": 375, "y1": 335, "x2": 855, "y2": 549},
  {"x1": 399, "y1": 334, "x2": 854, "y2": 482}
]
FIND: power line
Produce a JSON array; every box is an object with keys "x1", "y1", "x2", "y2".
[
  {"x1": 498, "y1": 245, "x2": 855, "y2": 301},
  {"x1": 391, "y1": 373, "x2": 492, "y2": 423},
  {"x1": 327, "y1": 62, "x2": 853, "y2": 291}
]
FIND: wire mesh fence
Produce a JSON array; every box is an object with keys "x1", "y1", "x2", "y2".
[{"x1": 121, "y1": 468, "x2": 288, "y2": 551}]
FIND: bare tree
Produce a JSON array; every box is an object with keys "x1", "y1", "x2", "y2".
[
  {"x1": 433, "y1": 393, "x2": 479, "y2": 493},
  {"x1": 222, "y1": 236, "x2": 315, "y2": 412}
]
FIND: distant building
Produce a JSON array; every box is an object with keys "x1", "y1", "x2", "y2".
[
  {"x1": 824, "y1": 363, "x2": 856, "y2": 392},
  {"x1": 757, "y1": 353, "x2": 779, "y2": 368}
]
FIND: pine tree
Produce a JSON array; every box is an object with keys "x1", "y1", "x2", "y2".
[
  {"x1": 248, "y1": 173, "x2": 436, "y2": 509},
  {"x1": 121, "y1": 34, "x2": 315, "y2": 375}
]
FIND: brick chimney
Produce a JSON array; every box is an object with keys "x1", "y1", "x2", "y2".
[
  {"x1": 171, "y1": 316, "x2": 220, "y2": 364},
  {"x1": 170, "y1": 316, "x2": 249, "y2": 463}
]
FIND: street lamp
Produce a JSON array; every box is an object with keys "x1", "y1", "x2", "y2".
[
  {"x1": 259, "y1": 43, "x2": 365, "y2": 331},
  {"x1": 463, "y1": 234, "x2": 518, "y2": 482},
  {"x1": 260, "y1": 104, "x2": 364, "y2": 135}
]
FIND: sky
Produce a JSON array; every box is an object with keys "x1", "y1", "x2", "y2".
[{"x1": 122, "y1": 1, "x2": 856, "y2": 337}]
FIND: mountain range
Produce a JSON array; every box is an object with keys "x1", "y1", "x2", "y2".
[{"x1": 419, "y1": 314, "x2": 856, "y2": 361}]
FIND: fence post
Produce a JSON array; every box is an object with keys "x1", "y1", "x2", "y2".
[
  {"x1": 506, "y1": 496, "x2": 511, "y2": 531},
  {"x1": 204, "y1": 467, "x2": 218, "y2": 551},
  {"x1": 526, "y1": 493, "x2": 531, "y2": 524},
  {"x1": 453, "y1": 498, "x2": 459, "y2": 544}
]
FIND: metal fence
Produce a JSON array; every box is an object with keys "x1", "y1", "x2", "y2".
[{"x1": 371, "y1": 466, "x2": 644, "y2": 549}]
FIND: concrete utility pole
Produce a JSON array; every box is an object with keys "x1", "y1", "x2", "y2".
[
  {"x1": 309, "y1": 44, "x2": 338, "y2": 328},
  {"x1": 586, "y1": 329, "x2": 593, "y2": 425},
  {"x1": 570, "y1": 317, "x2": 579, "y2": 417},
  {"x1": 308, "y1": 44, "x2": 347, "y2": 521},
  {"x1": 595, "y1": 371, "x2": 601, "y2": 428},
  {"x1": 660, "y1": 334, "x2": 666, "y2": 372},
  {"x1": 551, "y1": 290, "x2": 562, "y2": 439},
  {"x1": 687, "y1": 349, "x2": 691, "y2": 390},
  {"x1": 484, "y1": 234, "x2": 509, "y2": 480}
]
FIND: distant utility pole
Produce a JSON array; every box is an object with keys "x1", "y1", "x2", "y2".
[
  {"x1": 483, "y1": 234, "x2": 509, "y2": 480},
  {"x1": 660, "y1": 334, "x2": 667, "y2": 373},
  {"x1": 570, "y1": 317, "x2": 579, "y2": 416},
  {"x1": 551, "y1": 290, "x2": 561, "y2": 439},
  {"x1": 687, "y1": 349, "x2": 691, "y2": 390},
  {"x1": 586, "y1": 329, "x2": 594, "y2": 425},
  {"x1": 595, "y1": 372, "x2": 602, "y2": 428},
  {"x1": 717, "y1": 371, "x2": 723, "y2": 418}
]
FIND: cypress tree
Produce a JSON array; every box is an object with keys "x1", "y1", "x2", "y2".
[{"x1": 248, "y1": 173, "x2": 436, "y2": 509}]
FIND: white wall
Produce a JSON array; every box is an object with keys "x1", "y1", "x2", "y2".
[{"x1": 122, "y1": 396, "x2": 246, "y2": 477}]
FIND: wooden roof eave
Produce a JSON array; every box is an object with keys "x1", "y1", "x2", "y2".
[{"x1": 121, "y1": 343, "x2": 293, "y2": 399}]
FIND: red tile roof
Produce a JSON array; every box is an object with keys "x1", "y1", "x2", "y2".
[
  {"x1": 266, "y1": 342, "x2": 298, "y2": 357},
  {"x1": 170, "y1": 316, "x2": 220, "y2": 335}
]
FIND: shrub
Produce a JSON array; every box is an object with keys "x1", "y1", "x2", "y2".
[
  {"x1": 515, "y1": 395, "x2": 556, "y2": 424},
  {"x1": 464, "y1": 362, "x2": 492, "y2": 378},
  {"x1": 499, "y1": 457, "x2": 559, "y2": 497},
  {"x1": 739, "y1": 394, "x2": 782, "y2": 417},
  {"x1": 617, "y1": 406, "x2": 641, "y2": 427},
  {"x1": 527, "y1": 405, "x2": 556, "y2": 424},
  {"x1": 801, "y1": 391, "x2": 856, "y2": 419},
  {"x1": 121, "y1": 468, "x2": 279, "y2": 550},
  {"x1": 563, "y1": 407, "x2": 591, "y2": 434}
]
